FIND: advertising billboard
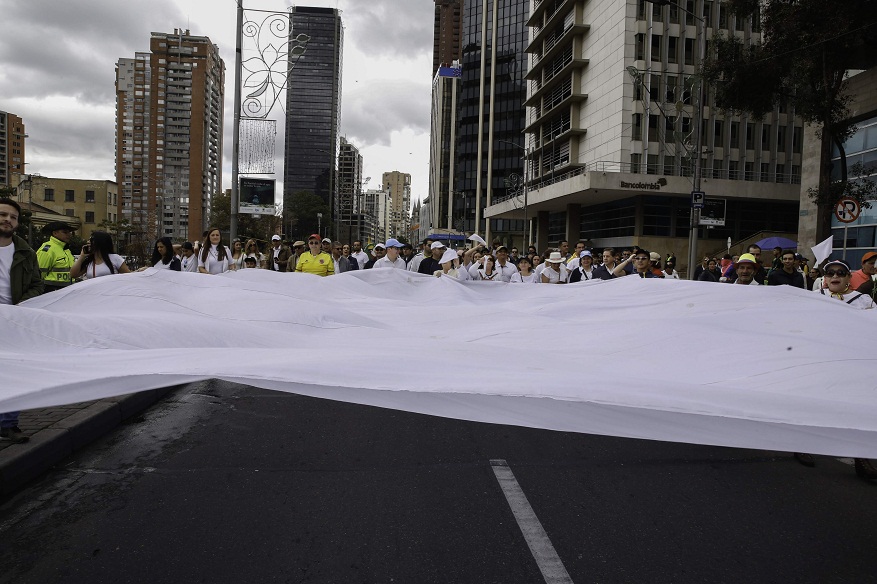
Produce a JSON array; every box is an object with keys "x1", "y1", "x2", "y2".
[{"x1": 239, "y1": 178, "x2": 276, "y2": 215}]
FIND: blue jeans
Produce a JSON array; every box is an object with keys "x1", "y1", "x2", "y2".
[{"x1": 0, "y1": 411, "x2": 20, "y2": 429}]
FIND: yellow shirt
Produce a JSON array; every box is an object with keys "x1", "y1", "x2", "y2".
[{"x1": 295, "y1": 252, "x2": 334, "y2": 276}]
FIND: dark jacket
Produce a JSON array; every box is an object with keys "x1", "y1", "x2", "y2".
[
  {"x1": 418, "y1": 257, "x2": 442, "y2": 275},
  {"x1": 8, "y1": 235, "x2": 44, "y2": 304},
  {"x1": 592, "y1": 264, "x2": 616, "y2": 281},
  {"x1": 767, "y1": 268, "x2": 805, "y2": 288},
  {"x1": 265, "y1": 244, "x2": 292, "y2": 272}
]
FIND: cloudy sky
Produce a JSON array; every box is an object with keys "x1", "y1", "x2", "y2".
[{"x1": 0, "y1": 0, "x2": 434, "y2": 206}]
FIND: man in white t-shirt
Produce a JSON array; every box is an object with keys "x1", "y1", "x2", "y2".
[
  {"x1": 0, "y1": 199, "x2": 43, "y2": 444},
  {"x1": 407, "y1": 237, "x2": 433, "y2": 273},
  {"x1": 351, "y1": 240, "x2": 369, "y2": 270},
  {"x1": 493, "y1": 245, "x2": 519, "y2": 282},
  {"x1": 373, "y1": 238, "x2": 407, "y2": 269}
]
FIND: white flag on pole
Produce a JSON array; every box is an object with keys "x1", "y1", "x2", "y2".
[{"x1": 811, "y1": 236, "x2": 833, "y2": 266}]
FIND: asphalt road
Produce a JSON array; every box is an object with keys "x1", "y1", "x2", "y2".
[{"x1": 0, "y1": 380, "x2": 875, "y2": 584}]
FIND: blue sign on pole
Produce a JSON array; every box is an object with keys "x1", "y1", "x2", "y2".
[{"x1": 691, "y1": 191, "x2": 705, "y2": 209}]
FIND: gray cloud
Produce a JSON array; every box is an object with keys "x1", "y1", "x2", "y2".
[
  {"x1": 0, "y1": 0, "x2": 190, "y2": 104},
  {"x1": 342, "y1": 2, "x2": 433, "y2": 61},
  {"x1": 342, "y1": 79, "x2": 431, "y2": 147}
]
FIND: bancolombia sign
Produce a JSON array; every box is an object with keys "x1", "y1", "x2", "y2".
[{"x1": 620, "y1": 178, "x2": 668, "y2": 190}]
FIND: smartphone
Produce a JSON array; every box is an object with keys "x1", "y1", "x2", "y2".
[{"x1": 82, "y1": 244, "x2": 91, "y2": 254}]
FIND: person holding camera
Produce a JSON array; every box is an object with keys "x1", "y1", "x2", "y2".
[{"x1": 71, "y1": 231, "x2": 130, "y2": 280}]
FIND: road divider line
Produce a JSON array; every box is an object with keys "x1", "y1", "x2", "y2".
[{"x1": 490, "y1": 459, "x2": 574, "y2": 584}]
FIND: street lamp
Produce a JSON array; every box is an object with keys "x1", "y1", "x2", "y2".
[
  {"x1": 648, "y1": 0, "x2": 706, "y2": 279},
  {"x1": 317, "y1": 212, "x2": 322, "y2": 237},
  {"x1": 498, "y1": 139, "x2": 530, "y2": 248}
]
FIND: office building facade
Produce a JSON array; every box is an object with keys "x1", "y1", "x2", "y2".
[
  {"x1": 486, "y1": 0, "x2": 801, "y2": 271},
  {"x1": 382, "y1": 171, "x2": 412, "y2": 240},
  {"x1": 337, "y1": 137, "x2": 364, "y2": 243},
  {"x1": 115, "y1": 29, "x2": 225, "y2": 243},
  {"x1": 283, "y1": 7, "x2": 343, "y2": 239},
  {"x1": 455, "y1": 0, "x2": 528, "y2": 245}
]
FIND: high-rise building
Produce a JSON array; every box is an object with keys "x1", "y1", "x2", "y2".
[
  {"x1": 485, "y1": 0, "x2": 802, "y2": 271},
  {"x1": 115, "y1": 29, "x2": 225, "y2": 243},
  {"x1": 454, "y1": 0, "x2": 528, "y2": 246},
  {"x1": 382, "y1": 171, "x2": 411, "y2": 240},
  {"x1": 337, "y1": 137, "x2": 363, "y2": 244},
  {"x1": 434, "y1": 0, "x2": 464, "y2": 72},
  {"x1": 0, "y1": 111, "x2": 26, "y2": 188},
  {"x1": 284, "y1": 7, "x2": 343, "y2": 240},
  {"x1": 428, "y1": 2, "x2": 465, "y2": 238}
]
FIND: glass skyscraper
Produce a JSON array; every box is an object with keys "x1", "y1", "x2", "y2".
[
  {"x1": 455, "y1": 0, "x2": 528, "y2": 243},
  {"x1": 283, "y1": 7, "x2": 343, "y2": 239}
]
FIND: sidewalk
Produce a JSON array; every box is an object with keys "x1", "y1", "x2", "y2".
[{"x1": 0, "y1": 386, "x2": 179, "y2": 496}]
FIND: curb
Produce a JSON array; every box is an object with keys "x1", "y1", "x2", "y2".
[{"x1": 0, "y1": 386, "x2": 178, "y2": 496}]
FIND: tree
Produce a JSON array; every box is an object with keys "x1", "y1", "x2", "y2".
[
  {"x1": 702, "y1": 0, "x2": 877, "y2": 238},
  {"x1": 286, "y1": 190, "x2": 330, "y2": 240},
  {"x1": 96, "y1": 217, "x2": 135, "y2": 254}
]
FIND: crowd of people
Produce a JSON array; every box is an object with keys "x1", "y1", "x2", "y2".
[{"x1": 2, "y1": 197, "x2": 876, "y2": 476}]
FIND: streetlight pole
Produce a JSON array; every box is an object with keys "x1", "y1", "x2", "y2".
[
  {"x1": 650, "y1": 0, "x2": 705, "y2": 279},
  {"x1": 317, "y1": 212, "x2": 322, "y2": 237},
  {"x1": 498, "y1": 139, "x2": 530, "y2": 249}
]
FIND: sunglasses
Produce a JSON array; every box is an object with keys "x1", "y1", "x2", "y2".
[
  {"x1": 634, "y1": 256, "x2": 650, "y2": 261},
  {"x1": 825, "y1": 269, "x2": 849, "y2": 277},
  {"x1": 308, "y1": 241, "x2": 320, "y2": 245}
]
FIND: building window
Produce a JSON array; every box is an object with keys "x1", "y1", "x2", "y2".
[
  {"x1": 635, "y1": 34, "x2": 646, "y2": 60},
  {"x1": 667, "y1": 36, "x2": 678, "y2": 64},
  {"x1": 44, "y1": 188, "x2": 55, "y2": 202},
  {"x1": 761, "y1": 124, "x2": 772, "y2": 150},
  {"x1": 65, "y1": 189, "x2": 75, "y2": 202},
  {"x1": 85, "y1": 190, "x2": 95, "y2": 202},
  {"x1": 746, "y1": 123, "x2": 755, "y2": 149},
  {"x1": 630, "y1": 153, "x2": 642, "y2": 173},
  {"x1": 65, "y1": 209, "x2": 75, "y2": 217},
  {"x1": 730, "y1": 122, "x2": 740, "y2": 148},
  {"x1": 632, "y1": 114, "x2": 643, "y2": 139},
  {"x1": 684, "y1": 38, "x2": 695, "y2": 65},
  {"x1": 651, "y1": 34, "x2": 662, "y2": 62},
  {"x1": 85, "y1": 211, "x2": 95, "y2": 223}
]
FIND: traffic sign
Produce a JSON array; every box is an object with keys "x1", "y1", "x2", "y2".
[
  {"x1": 834, "y1": 198, "x2": 861, "y2": 223},
  {"x1": 691, "y1": 191, "x2": 705, "y2": 209}
]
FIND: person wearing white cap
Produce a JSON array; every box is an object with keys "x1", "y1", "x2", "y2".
[
  {"x1": 373, "y1": 239, "x2": 407, "y2": 269},
  {"x1": 568, "y1": 250, "x2": 596, "y2": 283},
  {"x1": 434, "y1": 248, "x2": 469, "y2": 280},
  {"x1": 419, "y1": 241, "x2": 447, "y2": 275},
  {"x1": 266, "y1": 234, "x2": 291, "y2": 272},
  {"x1": 540, "y1": 251, "x2": 569, "y2": 284}
]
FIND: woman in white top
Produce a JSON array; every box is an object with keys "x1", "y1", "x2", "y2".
[
  {"x1": 662, "y1": 256, "x2": 681, "y2": 280},
  {"x1": 150, "y1": 237, "x2": 181, "y2": 271},
  {"x1": 230, "y1": 239, "x2": 245, "y2": 271},
  {"x1": 541, "y1": 252, "x2": 568, "y2": 284},
  {"x1": 509, "y1": 256, "x2": 538, "y2": 283},
  {"x1": 243, "y1": 239, "x2": 264, "y2": 268},
  {"x1": 477, "y1": 255, "x2": 501, "y2": 282},
  {"x1": 434, "y1": 248, "x2": 469, "y2": 280},
  {"x1": 71, "y1": 231, "x2": 130, "y2": 280},
  {"x1": 198, "y1": 228, "x2": 234, "y2": 274}
]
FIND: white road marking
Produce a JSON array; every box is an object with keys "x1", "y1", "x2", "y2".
[{"x1": 490, "y1": 459, "x2": 574, "y2": 584}]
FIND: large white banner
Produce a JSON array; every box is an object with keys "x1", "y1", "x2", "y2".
[{"x1": 2, "y1": 269, "x2": 875, "y2": 457}]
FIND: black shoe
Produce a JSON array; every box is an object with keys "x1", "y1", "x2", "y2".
[
  {"x1": 793, "y1": 452, "x2": 815, "y2": 467},
  {"x1": 0, "y1": 426, "x2": 29, "y2": 444},
  {"x1": 854, "y1": 458, "x2": 877, "y2": 480}
]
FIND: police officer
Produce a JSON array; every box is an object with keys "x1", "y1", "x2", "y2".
[{"x1": 36, "y1": 221, "x2": 76, "y2": 292}]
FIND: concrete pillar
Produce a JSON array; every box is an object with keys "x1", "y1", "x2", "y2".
[
  {"x1": 565, "y1": 203, "x2": 581, "y2": 242},
  {"x1": 536, "y1": 211, "x2": 549, "y2": 253}
]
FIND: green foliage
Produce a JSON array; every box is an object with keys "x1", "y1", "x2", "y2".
[
  {"x1": 808, "y1": 162, "x2": 876, "y2": 210},
  {"x1": 702, "y1": 0, "x2": 877, "y2": 225},
  {"x1": 285, "y1": 190, "x2": 330, "y2": 239}
]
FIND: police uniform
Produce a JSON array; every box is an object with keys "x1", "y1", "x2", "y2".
[{"x1": 36, "y1": 223, "x2": 76, "y2": 291}]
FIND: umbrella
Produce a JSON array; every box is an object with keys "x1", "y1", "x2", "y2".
[{"x1": 755, "y1": 236, "x2": 797, "y2": 249}]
